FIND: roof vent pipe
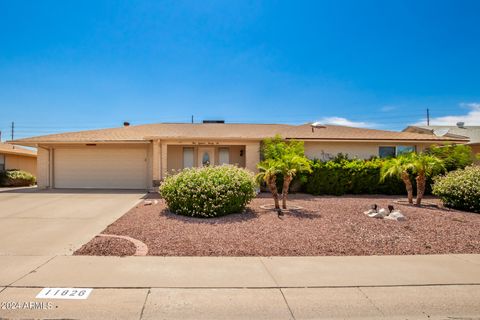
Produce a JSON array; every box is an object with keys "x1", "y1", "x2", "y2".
[
  {"x1": 203, "y1": 120, "x2": 225, "y2": 124},
  {"x1": 123, "y1": 121, "x2": 130, "y2": 127},
  {"x1": 456, "y1": 122, "x2": 465, "y2": 128}
]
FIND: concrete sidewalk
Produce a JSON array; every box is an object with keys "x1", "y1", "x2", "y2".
[
  {"x1": 2, "y1": 254, "x2": 479, "y2": 288},
  {"x1": 0, "y1": 254, "x2": 479, "y2": 319}
]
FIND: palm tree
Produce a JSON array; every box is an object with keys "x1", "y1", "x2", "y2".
[
  {"x1": 411, "y1": 154, "x2": 445, "y2": 205},
  {"x1": 257, "y1": 135, "x2": 312, "y2": 211},
  {"x1": 256, "y1": 159, "x2": 282, "y2": 210},
  {"x1": 276, "y1": 154, "x2": 312, "y2": 209},
  {"x1": 380, "y1": 154, "x2": 415, "y2": 204}
]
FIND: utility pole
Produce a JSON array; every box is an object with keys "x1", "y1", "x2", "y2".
[
  {"x1": 426, "y1": 108, "x2": 430, "y2": 126},
  {"x1": 11, "y1": 122, "x2": 14, "y2": 141}
]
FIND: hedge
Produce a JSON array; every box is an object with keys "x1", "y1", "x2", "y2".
[{"x1": 304, "y1": 158, "x2": 408, "y2": 196}]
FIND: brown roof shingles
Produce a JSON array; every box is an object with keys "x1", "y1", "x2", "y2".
[
  {"x1": 0, "y1": 143, "x2": 37, "y2": 157},
  {"x1": 10, "y1": 123, "x2": 469, "y2": 145}
]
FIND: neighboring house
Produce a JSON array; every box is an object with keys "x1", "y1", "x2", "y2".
[
  {"x1": 11, "y1": 122, "x2": 467, "y2": 190},
  {"x1": 403, "y1": 122, "x2": 480, "y2": 156},
  {"x1": 0, "y1": 143, "x2": 37, "y2": 175}
]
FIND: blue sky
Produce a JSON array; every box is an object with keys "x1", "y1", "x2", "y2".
[{"x1": 1, "y1": 0, "x2": 480, "y2": 140}]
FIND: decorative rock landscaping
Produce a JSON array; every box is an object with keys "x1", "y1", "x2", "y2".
[
  {"x1": 75, "y1": 193, "x2": 480, "y2": 257},
  {"x1": 74, "y1": 234, "x2": 148, "y2": 256},
  {"x1": 98, "y1": 234, "x2": 149, "y2": 256}
]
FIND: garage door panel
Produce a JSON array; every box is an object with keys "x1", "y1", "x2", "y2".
[{"x1": 54, "y1": 148, "x2": 147, "y2": 189}]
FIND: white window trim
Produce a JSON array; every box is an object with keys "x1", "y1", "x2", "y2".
[
  {"x1": 183, "y1": 147, "x2": 194, "y2": 168},
  {"x1": 218, "y1": 147, "x2": 230, "y2": 165}
]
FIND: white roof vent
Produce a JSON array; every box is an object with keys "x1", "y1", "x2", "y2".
[{"x1": 456, "y1": 122, "x2": 465, "y2": 128}]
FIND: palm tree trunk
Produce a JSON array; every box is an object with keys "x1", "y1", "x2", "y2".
[
  {"x1": 416, "y1": 172, "x2": 426, "y2": 205},
  {"x1": 401, "y1": 171, "x2": 414, "y2": 204},
  {"x1": 282, "y1": 175, "x2": 293, "y2": 209},
  {"x1": 267, "y1": 176, "x2": 280, "y2": 210}
]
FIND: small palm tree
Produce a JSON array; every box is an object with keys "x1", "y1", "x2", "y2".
[
  {"x1": 380, "y1": 154, "x2": 415, "y2": 204},
  {"x1": 276, "y1": 154, "x2": 312, "y2": 209},
  {"x1": 411, "y1": 154, "x2": 445, "y2": 205},
  {"x1": 256, "y1": 159, "x2": 282, "y2": 210},
  {"x1": 257, "y1": 135, "x2": 312, "y2": 211}
]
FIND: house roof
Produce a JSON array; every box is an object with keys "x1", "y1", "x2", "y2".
[
  {"x1": 10, "y1": 123, "x2": 469, "y2": 146},
  {"x1": 403, "y1": 125, "x2": 479, "y2": 144},
  {"x1": 0, "y1": 143, "x2": 37, "y2": 157}
]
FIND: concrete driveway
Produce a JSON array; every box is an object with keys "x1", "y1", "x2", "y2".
[{"x1": 0, "y1": 188, "x2": 146, "y2": 255}]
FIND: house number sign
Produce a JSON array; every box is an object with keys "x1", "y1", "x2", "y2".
[{"x1": 36, "y1": 288, "x2": 93, "y2": 300}]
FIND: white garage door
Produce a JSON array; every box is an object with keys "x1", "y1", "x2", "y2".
[{"x1": 54, "y1": 147, "x2": 148, "y2": 189}]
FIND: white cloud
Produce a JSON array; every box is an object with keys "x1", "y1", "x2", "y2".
[
  {"x1": 317, "y1": 117, "x2": 375, "y2": 128},
  {"x1": 413, "y1": 102, "x2": 480, "y2": 126}
]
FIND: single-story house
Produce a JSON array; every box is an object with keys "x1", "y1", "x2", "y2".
[
  {"x1": 403, "y1": 122, "x2": 480, "y2": 156},
  {"x1": 0, "y1": 142, "x2": 37, "y2": 175},
  {"x1": 11, "y1": 122, "x2": 468, "y2": 190}
]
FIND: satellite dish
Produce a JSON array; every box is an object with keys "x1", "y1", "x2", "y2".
[
  {"x1": 311, "y1": 122, "x2": 326, "y2": 132},
  {"x1": 311, "y1": 122, "x2": 326, "y2": 128},
  {"x1": 433, "y1": 129, "x2": 449, "y2": 137}
]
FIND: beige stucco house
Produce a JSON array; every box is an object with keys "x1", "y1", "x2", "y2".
[
  {"x1": 11, "y1": 122, "x2": 467, "y2": 190},
  {"x1": 0, "y1": 143, "x2": 37, "y2": 175}
]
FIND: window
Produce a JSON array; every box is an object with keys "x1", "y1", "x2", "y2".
[
  {"x1": 202, "y1": 152, "x2": 211, "y2": 166},
  {"x1": 379, "y1": 146, "x2": 416, "y2": 158},
  {"x1": 218, "y1": 148, "x2": 229, "y2": 165},
  {"x1": 183, "y1": 148, "x2": 194, "y2": 168},
  {"x1": 379, "y1": 146, "x2": 396, "y2": 158},
  {"x1": 0, "y1": 154, "x2": 4, "y2": 171},
  {"x1": 396, "y1": 145, "x2": 416, "y2": 155}
]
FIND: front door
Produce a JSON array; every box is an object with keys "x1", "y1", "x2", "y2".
[{"x1": 197, "y1": 147, "x2": 215, "y2": 167}]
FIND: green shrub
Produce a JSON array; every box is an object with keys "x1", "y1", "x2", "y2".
[
  {"x1": 426, "y1": 144, "x2": 473, "y2": 171},
  {"x1": 0, "y1": 169, "x2": 36, "y2": 187},
  {"x1": 432, "y1": 166, "x2": 480, "y2": 213},
  {"x1": 305, "y1": 158, "x2": 406, "y2": 196},
  {"x1": 159, "y1": 165, "x2": 257, "y2": 218}
]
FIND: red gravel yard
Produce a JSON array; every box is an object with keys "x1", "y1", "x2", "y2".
[{"x1": 75, "y1": 193, "x2": 480, "y2": 256}]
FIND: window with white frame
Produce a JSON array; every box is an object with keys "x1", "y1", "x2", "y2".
[
  {"x1": 183, "y1": 147, "x2": 194, "y2": 168},
  {"x1": 379, "y1": 146, "x2": 396, "y2": 158},
  {"x1": 396, "y1": 145, "x2": 416, "y2": 155},
  {"x1": 218, "y1": 148, "x2": 230, "y2": 165},
  {"x1": 379, "y1": 146, "x2": 416, "y2": 158}
]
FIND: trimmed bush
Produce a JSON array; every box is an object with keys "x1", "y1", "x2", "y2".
[
  {"x1": 0, "y1": 169, "x2": 36, "y2": 187},
  {"x1": 305, "y1": 158, "x2": 406, "y2": 196},
  {"x1": 159, "y1": 165, "x2": 257, "y2": 218},
  {"x1": 432, "y1": 166, "x2": 480, "y2": 213}
]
